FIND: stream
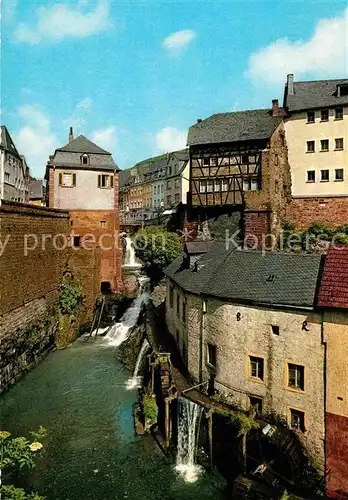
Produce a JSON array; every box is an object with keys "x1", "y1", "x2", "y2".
[{"x1": 0, "y1": 335, "x2": 227, "y2": 499}]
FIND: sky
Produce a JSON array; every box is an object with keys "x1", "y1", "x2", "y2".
[{"x1": 1, "y1": 0, "x2": 347, "y2": 178}]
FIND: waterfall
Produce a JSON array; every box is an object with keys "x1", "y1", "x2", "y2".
[
  {"x1": 123, "y1": 236, "x2": 142, "y2": 270},
  {"x1": 102, "y1": 277, "x2": 149, "y2": 346},
  {"x1": 175, "y1": 397, "x2": 203, "y2": 483},
  {"x1": 125, "y1": 339, "x2": 150, "y2": 390}
]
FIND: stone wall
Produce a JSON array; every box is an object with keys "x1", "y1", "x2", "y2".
[
  {"x1": 287, "y1": 196, "x2": 348, "y2": 229},
  {"x1": 0, "y1": 201, "x2": 101, "y2": 392},
  {"x1": 165, "y1": 280, "x2": 325, "y2": 468}
]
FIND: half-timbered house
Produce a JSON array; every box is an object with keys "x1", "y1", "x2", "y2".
[{"x1": 187, "y1": 103, "x2": 291, "y2": 244}]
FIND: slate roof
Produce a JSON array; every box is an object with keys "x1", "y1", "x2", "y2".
[
  {"x1": 0, "y1": 126, "x2": 21, "y2": 158},
  {"x1": 166, "y1": 244, "x2": 322, "y2": 309},
  {"x1": 29, "y1": 179, "x2": 44, "y2": 200},
  {"x1": 284, "y1": 79, "x2": 348, "y2": 112},
  {"x1": 57, "y1": 135, "x2": 112, "y2": 155},
  {"x1": 185, "y1": 241, "x2": 214, "y2": 255},
  {"x1": 187, "y1": 109, "x2": 282, "y2": 146},
  {"x1": 318, "y1": 245, "x2": 348, "y2": 309}
]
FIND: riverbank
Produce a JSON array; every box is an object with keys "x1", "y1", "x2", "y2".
[{"x1": 0, "y1": 333, "x2": 228, "y2": 499}]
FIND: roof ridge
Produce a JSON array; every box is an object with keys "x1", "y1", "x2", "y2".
[{"x1": 294, "y1": 78, "x2": 347, "y2": 84}]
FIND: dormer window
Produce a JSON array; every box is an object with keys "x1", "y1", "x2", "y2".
[
  {"x1": 337, "y1": 84, "x2": 348, "y2": 97},
  {"x1": 81, "y1": 154, "x2": 89, "y2": 165}
]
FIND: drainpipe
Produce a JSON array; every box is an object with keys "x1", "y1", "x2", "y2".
[{"x1": 199, "y1": 299, "x2": 207, "y2": 383}]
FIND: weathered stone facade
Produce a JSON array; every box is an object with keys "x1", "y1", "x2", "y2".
[{"x1": 165, "y1": 280, "x2": 325, "y2": 469}]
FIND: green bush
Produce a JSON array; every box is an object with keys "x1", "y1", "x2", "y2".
[
  {"x1": 57, "y1": 274, "x2": 84, "y2": 316},
  {"x1": 143, "y1": 394, "x2": 158, "y2": 423},
  {"x1": 134, "y1": 226, "x2": 181, "y2": 281}
]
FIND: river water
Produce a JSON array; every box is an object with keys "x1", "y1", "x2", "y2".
[{"x1": 0, "y1": 336, "x2": 227, "y2": 500}]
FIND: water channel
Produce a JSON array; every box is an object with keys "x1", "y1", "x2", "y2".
[{"x1": 0, "y1": 335, "x2": 227, "y2": 499}]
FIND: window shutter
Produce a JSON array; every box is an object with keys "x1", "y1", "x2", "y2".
[
  {"x1": 72, "y1": 173, "x2": 76, "y2": 186},
  {"x1": 59, "y1": 173, "x2": 63, "y2": 186},
  {"x1": 98, "y1": 175, "x2": 101, "y2": 188},
  {"x1": 110, "y1": 175, "x2": 114, "y2": 188}
]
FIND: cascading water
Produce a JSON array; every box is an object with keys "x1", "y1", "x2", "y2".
[
  {"x1": 123, "y1": 235, "x2": 142, "y2": 271},
  {"x1": 125, "y1": 339, "x2": 150, "y2": 390},
  {"x1": 102, "y1": 277, "x2": 149, "y2": 347},
  {"x1": 175, "y1": 397, "x2": 203, "y2": 483}
]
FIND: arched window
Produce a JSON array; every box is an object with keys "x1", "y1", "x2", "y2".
[{"x1": 81, "y1": 154, "x2": 89, "y2": 165}]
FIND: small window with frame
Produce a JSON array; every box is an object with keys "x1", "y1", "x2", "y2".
[
  {"x1": 335, "y1": 169, "x2": 344, "y2": 181},
  {"x1": 307, "y1": 171, "x2": 315, "y2": 183},
  {"x1": 81, "y1": 154, "x2": 89, "y2": 165},
  {"x1": 249, "y1": 356, "x2": 264, "y2": 381},
  {"x1": 288, "y1": 363, "x2": 304, "y2": 391},
  {"x1": 202, "y1": 158, "x2": 210, "y2": 167},
  {"x1": 306, "y1": 111, "x2": 315, "y2": 123},
  {"x1": 335, "y1": 138, "x2": 344, "y2": 150},
  {"x1": 249, "y1": 396, "x2": 263, "y2": 414},
  {"x1": 321, "y1": 169, "x2": 329, "y2": 182},
  {"x1": 320, "y1": 109, "x2": 329, "y2": 122},
  {"x1": 306, "y1": 141, "x2": 315, "y2": 153},
  {"x1": 290, "y1": 409, "x2": 305, "y2": 432},
  {"x1": 335, "y1": 107, "x2": 343, "y2": 120},
  {"x1": 320, "y1": 139, "x2": 329, "y2": 152},
  {"x1": 207, "y1": 343, "x2": 217, "y2": 368}
]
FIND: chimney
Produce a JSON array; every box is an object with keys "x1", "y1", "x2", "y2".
[
  {"x1": 272, "y1": 99, "x2": 279, "y2": 116},
  {"x1": 287, "y1": 74, "x2": 294, "y2": 95},
  {"x1": 197, "y1": 119, "x2": 202, "y2": 123},
  {"x1": 69, "y1": 127, "x2": 74, "y2": 143}
]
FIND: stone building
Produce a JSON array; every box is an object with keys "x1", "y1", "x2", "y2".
[
  {"x1": 187, "y1": 105, "x2": 291, "y2": 246},
  {"x1": 284, "y1": 75, "x2": 348, "y2": 228},
  {"x1": 46, "y1": 127, "x2": 122, "y2": 292},
  {"x1": 165, "y1": 243, "x2": 325, "y2": 468},
  {"x1": 0, "y1": 126, "x2": 30, "y2": 202},
  {"x1": 28, "y1": 178, "x2": 46, "y2": 206},
  {"x1": 318, "y1": 245, "x2": 348, "y2": 498}
]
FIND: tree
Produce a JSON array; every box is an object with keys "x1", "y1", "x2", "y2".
[
  {"x1": 134, "y1": 226, "x2": 181, "y2": 281},
  {"x1": 0, "y1": 428, "x2": 46, "y2": 500}
]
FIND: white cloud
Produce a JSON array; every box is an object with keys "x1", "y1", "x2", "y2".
[
  {"x1": 15, "y1": 104, "x2": 57, "y2": 177},
  {"x1": 14, "y1": 0, "x2": 111, "y2": 45},
  {"x1": 155, "y1": 127, "x2": 187, "y2": 153},
  {"x1": 91, "y1": 126, "x2": 117, "y2": 152},
  {"x1": 162, "y1": 29, "x2": 196, "y2": 52},
  {"x1": 247, "y1": 8, "x2": 348, "y2": 85},
  {"x1": 77, "y1": 97, "x2": 93, "y2": 110},
  {"x1": 2, "y1": 0, "x2": 18, "y2": 22}
]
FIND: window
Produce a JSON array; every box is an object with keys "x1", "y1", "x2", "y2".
[
  {"x1": 176, "y1": 292, "x2": 180, "y2": 315},
  {"x1": 4, "y1": 173, "x2": 10, "y2": 182},
  {"x1": 288, "y1": 363, "x2": 304, "y2": 391},
  {"x1": 98, "y1": 174, "x2": 113, "y2": 188},
  {"x1": 199, "y1": 180, "x2": 206, "y2": 193},
  {"x1": 321, "y1": 169, "x2": 329, "y2": 182},
  {"x1": 307, "y1": 170, "x2": 315, "y2": 183},
  {"x1": 207, "y1": 343, "x2": 217, "y2": 368},
  {"x1": 211, "y1": 157, "x2": 218, "y2": 166},
  {"x1": 307, "y1": 111, "x2": 315, "y2": 123},
  {"x1": 203, "y1": 158, "x2": 210, "y2": 166},
  {"x1": 241, "y1": 155, "x2": 249, "y2": 164},
  {"x1": 320, "y1": 109, "x2": 329, "y2": 122},
  {"x1": 338, "y1": 84, "x2": 348, "y2": 97},
  {"x1": 206, "y1": 180, "x2": 213, "y2": 193},
  {"x1": 243, "y1": 177, "x2": 258, "y2": 191},
  {"x1": 73, "y1": 236, "x2": 81, "y2": 247},
  {"x1": 306, "y1": 141, "x2": 315, "y2": 153},
  {"x1": 271, "y1": 325, "x2": 280, "y2": 335},
  {"x1": 175, "y1": 193, "x2": 180, "y2": 203},
  {"x1": 169, "y1": 283, "x2": 174, "y2": 308},
  {"x1": 81, "y1": 154, "x2": 89, "y2": 165},
  {"x1": 100, "y1": 220, "x2": 106, "y2": 228},
  {"x1": 182, "y1": 300, "x2": 186, "y2": 323},
  {"x1": 335, "y1": 138, "x2": 344, "y2": 150},
  {"x1": 167, "y1": 195, "x2": 172, "y2": 205},
  {"x1": 168, "y1": 166, "x2": 172, "y2": 176},
  {"x1": 221, "y1": 179, "x2": 228, "y2": 192},
  {"x1": 249, "y1": 397, "x2": 263, "y2": 414},
  {"x1": 335, "y1": 169, "x2": 344, "y2": 181},
  {"x1": 290, "y1": 409, "x2": 305, "y2": 432},
  {"x1": 214, "y1": 180, "x2": 221, "y2": 192},
  {"x1": 59, "y1": 172, "x2": 76, "y2": 187},
  {"x1": 320, "y1": 139, "x2": 329, "y2": 152},
  {"x1": 249, "y1": 356, "x2": 264, "y2": 381},
  {"x1": 167, "y1": 180, "x2": 171, "y2": 189},
  {"x1": 335, "y1": 107, "x2": 343, "y2": 120},
  {"x1": 175, "y1": 178, "x2": 180, "y2": 188}
]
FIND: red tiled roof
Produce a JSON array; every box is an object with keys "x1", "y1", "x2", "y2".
[{"x1": 318, "y1": 245, "x2": 348, "y2": 309}]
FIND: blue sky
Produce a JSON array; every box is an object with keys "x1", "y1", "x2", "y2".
[{"x1": 1, "y1": 0, "x2": 347, "y2": 177}]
